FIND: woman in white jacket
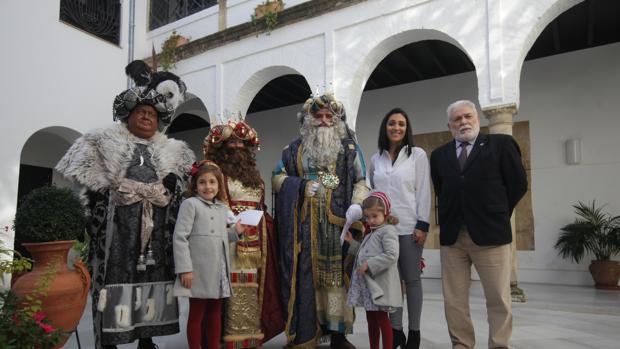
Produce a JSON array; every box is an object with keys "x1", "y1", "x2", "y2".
[{"x1": 366, "y1": 108, "x2": 431, "y2": 349}]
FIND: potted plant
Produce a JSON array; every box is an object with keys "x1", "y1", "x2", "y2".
[
  {"x1": 254, "y1": 0, "x2": 284, "y2": 19},
  {"x1": 11, "y1": 185, "x2": 91, "y2": 346},
  {"x1": 160, "y1": 30, "x2": 190, "y2": 71},
  {"x1": 251, "y1": 0, "x2": 284, "y2": 35},
  {"x1": 555, "y1": 201, "x2": 620, "y2": 289}
]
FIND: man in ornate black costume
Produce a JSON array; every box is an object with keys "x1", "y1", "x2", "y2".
[{"x1": 56, "y1": 61, "x2": 195, "y2": 349}]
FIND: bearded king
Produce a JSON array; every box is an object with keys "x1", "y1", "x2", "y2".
[
  {"x1": 272, "y1": 93, "x2": 368, "y2": 349},
  {"x1": 203, "y1": 117, "x2": 284, "y2": 348}
]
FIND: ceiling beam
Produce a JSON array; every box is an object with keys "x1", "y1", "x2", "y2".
[
  {"x1": 423, "y1": 42, "x2": 448, "y2": 75},
  {"x1": 587, "y1": 0, "x2": 596, "y2": 46},
  {"x1": 257, "y1": 89, "x2": 289, "y2": 107},
  {"x1": 285, "y1": 76, "x2": 312, "y2": 95},
  {"x1": 374, "y1": 57, "x2": 402, "y2": 87},
  {"x1": 269, "y1": 79, "x2": 310, "y2": 102},
  {"x1": 392, "y1": 49, "x2": 425, "y2": 80},
  {"x1": 552, "y1": 20, "x2": 561, "y2": 53}
]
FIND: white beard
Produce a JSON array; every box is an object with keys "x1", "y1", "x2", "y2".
[
  {"x1": 453, "y1": 125, "x2": 480, "y2": 143},
  {"x1": 300, "y1": 116, "x2": 347, "y2": 169}
]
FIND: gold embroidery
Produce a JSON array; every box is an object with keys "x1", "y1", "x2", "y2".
[{"x1": 224, "y1": 284, "x2": 264, "y2": 339}]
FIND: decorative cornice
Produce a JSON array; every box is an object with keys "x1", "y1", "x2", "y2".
[
  {"x1": 144, "y1": 0, "x2": 367, "y2": 66},
  {"x1": 482, "y1": 103, "x2": 518, "y2": 117}
]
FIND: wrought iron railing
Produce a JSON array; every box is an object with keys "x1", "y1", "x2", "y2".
[
  {"x1": 59, "y1": 0, "x2": 121, "y2": 45},
  {"x1": 149, "y1": 0, "x2": 218, "y2": 30}
]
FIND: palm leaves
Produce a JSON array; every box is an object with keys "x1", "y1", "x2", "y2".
[{"x1": 555, "y1": 201, "x2": 620, "y2": 263}]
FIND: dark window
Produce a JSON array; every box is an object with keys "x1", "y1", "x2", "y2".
[
  {"x1": 59, "y1": 0, "x2": 121, "y2": 45},
  {"x1": 149, "y1": 0, "x2": 218, "y2": 30}
]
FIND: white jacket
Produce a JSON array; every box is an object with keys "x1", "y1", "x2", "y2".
[{"x1": 367, "y1": 146, "x2": 431, "y2": 235}]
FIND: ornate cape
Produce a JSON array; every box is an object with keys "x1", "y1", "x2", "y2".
[
  {"x1": 56, "y1": 124, "x2": 195, "y2": 348},
  {"x1": 275, "y1": 137, "x2": 365, "y2": 348}
]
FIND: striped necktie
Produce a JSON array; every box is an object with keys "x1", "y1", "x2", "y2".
[{"x1": 459, "y1": 142, "x2": 469, "y2": 170}]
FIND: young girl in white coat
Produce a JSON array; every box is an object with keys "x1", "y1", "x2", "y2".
[
  {"x1": 172, "y1": 160, "x2": 246, "y2": 349},
  {"x1": 344, "y1": 191, "x2": 401, "y2": 349}
]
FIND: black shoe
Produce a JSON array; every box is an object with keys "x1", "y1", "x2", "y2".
[
  {"x1": 137, "y1": 338, "x2": 159, "y2": 349},
  {"x1": 330, "y1": 333, "x2": 356, "y2": 349},
  {"x1": 393, "y1": 329, "x2": 406, "y2": 349},
  {"x1": 406, "y1": 330, "x2": 420, "y2": 349}
]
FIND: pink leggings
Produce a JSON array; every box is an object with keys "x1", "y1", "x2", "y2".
[{"x1": 187, "y1": 298, "x2": 223, "y2": 349}]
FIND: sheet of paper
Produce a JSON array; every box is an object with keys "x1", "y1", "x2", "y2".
[
  {"x1": 340, "y1": 221, "x2": 353, "y2": 245},
  {"x1": 235, "y1": 209, "x2": 264, "y2": 226}
]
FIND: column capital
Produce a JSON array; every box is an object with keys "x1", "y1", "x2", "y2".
[
  {"x1": 482, "y1": 103, "x2": 518, "y2": 118},
  {"x1": 482, "y1": 103, "x2": 518, "y2": 135}
]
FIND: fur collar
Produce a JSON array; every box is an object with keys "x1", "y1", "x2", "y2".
[{"x1": 56, "y1": 124, "x2": 195, "y2": 192}]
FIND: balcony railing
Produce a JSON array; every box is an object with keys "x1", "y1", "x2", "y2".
[
  {"x1": 149, "y1": 0, "x2": 218, "y2": 30},
  {"x1": 59, "y1": 0, "x2": 121, "y2": 45}
]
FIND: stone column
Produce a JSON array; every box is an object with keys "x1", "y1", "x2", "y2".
[
  {"x1": 218, "y1": 0, "x2": 227, "y2": 31},
  {"x1": 482, "y1": 103, "x2": 526, "y2": 302}
]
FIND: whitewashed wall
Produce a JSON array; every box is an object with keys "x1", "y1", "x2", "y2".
[{"x1": 0, "y1": 0, "x2": 129, "y2": 222}]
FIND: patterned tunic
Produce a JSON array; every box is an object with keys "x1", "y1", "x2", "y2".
[{"x1": 56, "y1": 125, "x2": 194, "y2": 348}]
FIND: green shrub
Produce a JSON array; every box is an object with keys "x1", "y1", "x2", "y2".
[{"x1": 14, "y1": 186, "x2": 86, "y2": 243}]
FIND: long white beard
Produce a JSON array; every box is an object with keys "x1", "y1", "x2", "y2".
[{"x1": 300, "y1": 117, "x2": 346, "y2": 169}]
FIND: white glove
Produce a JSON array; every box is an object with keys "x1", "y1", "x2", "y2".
[
  {"x1": 306, "y1": 181, "x2": 320, "y2": 197},
  {"x1": 225, "y1": 210, "x2": 237, "y2": 225},
  {"x1": 345, "y1": 204, "x2": 363, "y2": 223}
]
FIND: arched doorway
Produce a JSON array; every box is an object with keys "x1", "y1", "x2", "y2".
[
  {"x1": 166, "y1": 93, "x2": 211, "y2": 160},
  {"x1": 243, "y1": 73, "x2": 312, "y2": 210},
  {"x1": 18, "y1": 126, "x2": 82, "y2": 201},
  {"x1": 516, "y1": 0, "x2": 620, "y2": 284}
]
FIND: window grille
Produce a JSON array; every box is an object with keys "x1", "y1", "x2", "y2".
[
  {"x1": 59, "y1": 0, "x2": 121, "y2": 45},
  {"x1": 149, "y1": 0, "x2": 218, "y2": 30}
]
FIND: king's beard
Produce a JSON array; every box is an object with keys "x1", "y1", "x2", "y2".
[{"x1": 300, "y1": 115, "x2": 347, "y2": 169}]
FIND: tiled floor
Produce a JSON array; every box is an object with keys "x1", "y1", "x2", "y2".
[{"x1": 63, "y1": 279, "x2": 620, "y2": 348}]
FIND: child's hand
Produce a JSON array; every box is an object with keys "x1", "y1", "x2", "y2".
[
  {"x1": 357, "y1": 261, "x2": 369, "y2": 274},
  {"x1": 181, "y1": 272, "x2": 193, "y2": 289},
  {"x1": 344, "y1": 230, "x2": 353, "y2": 244},
  {"x1": 235, "y1": 220, "x2": 249, "y2": 234}
]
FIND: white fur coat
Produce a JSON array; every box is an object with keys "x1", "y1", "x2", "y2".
[{"x1": 56, "y1": 124, "x2": 195, "y2": 191}]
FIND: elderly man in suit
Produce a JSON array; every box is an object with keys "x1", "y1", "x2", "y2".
[{"x1": 430, "y1": 100, "x2": 527, "y2": 349}]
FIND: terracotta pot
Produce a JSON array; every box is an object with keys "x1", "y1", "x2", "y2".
[
  {"x1": 589, "y1": 260, "x2": 620, "y2": 290},
  {"x1": 175, "y1": 35, "x2": 189, "y2": 47},
  {"x1": 254, "y1": 1, "x2": 283, "y2": 19},
  {"x1": 12, "y1": 240, "x2": 91, "y2": 347}
]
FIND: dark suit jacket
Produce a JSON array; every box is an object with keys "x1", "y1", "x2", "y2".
[{"x1": 430, "y1": 133, "x2": 528, "y2": 246}]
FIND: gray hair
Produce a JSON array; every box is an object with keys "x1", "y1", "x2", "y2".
[{"x1": 446, "y1": 100, "x2": 478, "y2": 122}]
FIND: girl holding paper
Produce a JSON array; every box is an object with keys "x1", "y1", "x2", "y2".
[{"x1": 172, "y1": 160, "x2": 248, "y2": 349}]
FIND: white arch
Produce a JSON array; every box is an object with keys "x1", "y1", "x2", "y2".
[
  {"x1": 19, "y1": 126, "x2": 81, "y2": 168},
  {"x1": 337, "y1": 29, "x2": 477, "y2": 129},
  {"x1": 229, "y1": 65, "x2": 312, "y2": 118},
  {"x1": 503, "y1": 0, "x2": 584, "y2": 109}
]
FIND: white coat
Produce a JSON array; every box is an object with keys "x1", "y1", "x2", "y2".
[
  {"x1": 172, "y1": 196, "x2": 239, "y2": 298},
  {"x1": 349, "y1": 224, "x2": 402, "y2": 307}
]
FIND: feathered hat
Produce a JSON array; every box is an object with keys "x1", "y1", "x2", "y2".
[{"x1": 113, "y1": 60, "x2": 187, "y2": 130}]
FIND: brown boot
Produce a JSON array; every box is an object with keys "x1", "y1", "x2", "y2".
[{"x1": 330, "y1": 333, "x2": 356, "y2": 349}]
